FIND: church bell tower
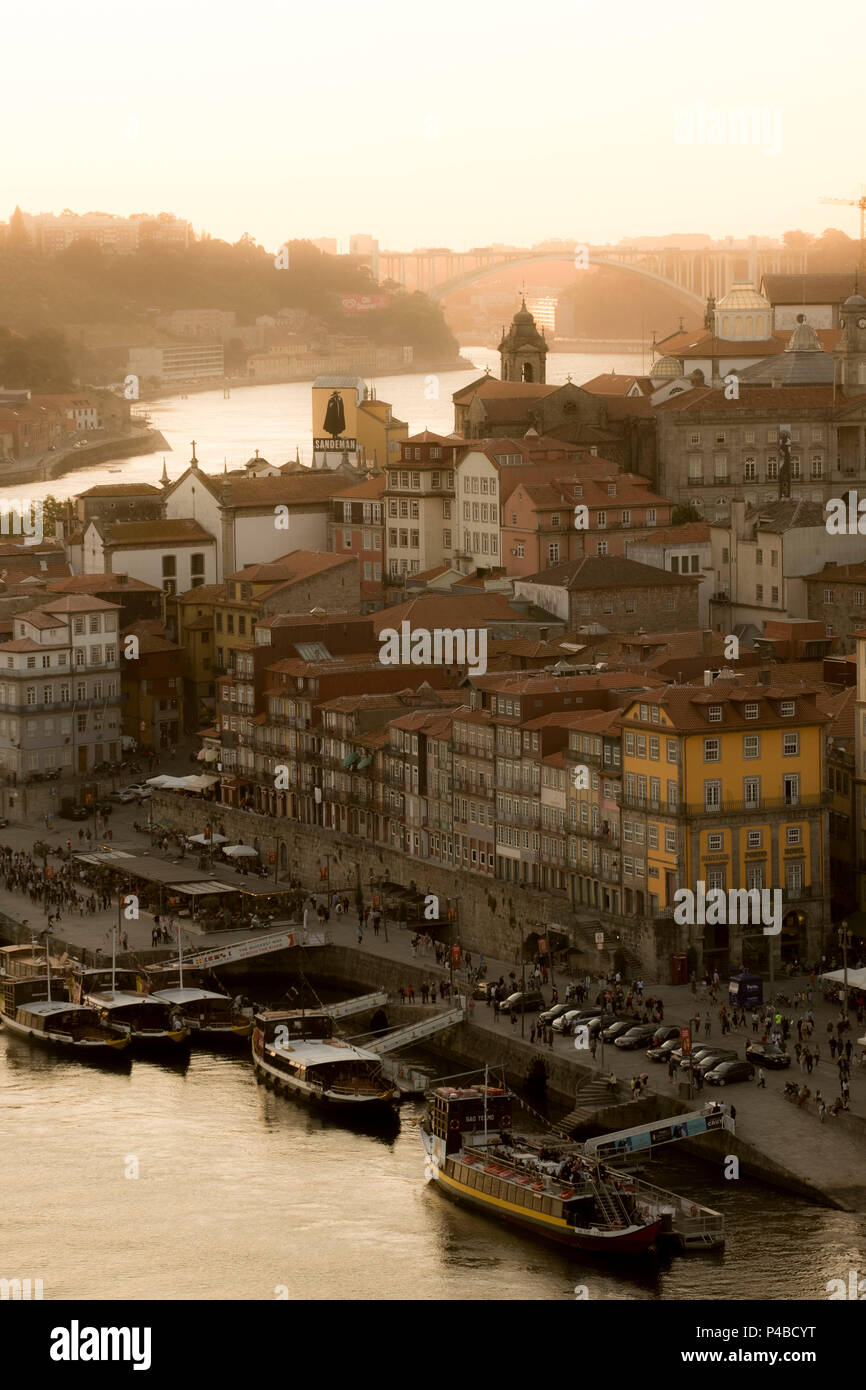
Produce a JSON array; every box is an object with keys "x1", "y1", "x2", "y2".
[
  {"x1": 835, "y1": 288, "x2": 866, "y2": 395},
  {"x1": 498, "y1": 299, "x2": 548, "y2": 384}
]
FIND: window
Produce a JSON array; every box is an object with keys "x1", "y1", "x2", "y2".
[
  {"x1": 743, "y1": 776, "x2": 761, "y2": 807},
  {"x1": 766, "y1": 456, "x2": 778, "y2": 480},
  {"x1": 783, "y1": 773, "x2": 800, "y2": 806},
  {"x1": 596, "y1": 539, "x2": 608, "y2": 556},
  {"x1": 747, "y1": 829, "x2": 762, "y2": 850},
  {"x1": 756, "y1": 548, "x2": 763, "y2": 566},
  {"x1": 785, "y1": 861, "x2": 803, "y2": 894},
  {"x1": 621, "y1": 510, "x2": 630, "y2": 528},
  {"x1": 162, "y1": 555, "x2": 176, "y2": 578},
  {"x1": 646, "y1": 509, "x2": 657, "y2": 526},
  {"x1": 707, "y1": 833, "x2": 723, "y2": 852},
  {"x1": 666, "y1": 739, "x2": 678, "y2": 763},
  {"x1": 597, "y1": 510, "x2": 607, "y2": 529},
  {"x1": 191, "y1": 553, "x2": 205, "y2": 578},
  {"x1": 708, "y1": 706, "x2": 722, "y2": 723},
  {"x1": 745, "y1": 702, "x2": 758, "y2": 719},
  {"x1": 783, "y1": 732, "x2": 800, "y2": 756},
  {"x1": 73, "y1": 618, "x2": 85, "y2": 635},
  {"x1": 89, "y1": 615, "x2": 100, "y2": 633},
  {"x1": 744, "y1": 457, "x2": 756, "y2": 481},
  {"x1": 704, "y1": 779, "x2": 722, "y2": 811},
  {"x1": 743, "y1": 734, "x2": 760, "y2": 759},
  {"x1": 780, "y1": 701, "x2": 795, "y2": 717},
  {"x1": 665, "y1": 828, "x2": 676, "y2": 853},
  {"x1": 786, "y1": 826, "x2": 802, "y2": 846},
  {"x1": 703, "y1": 737, "x2": 720, "y2": 762}
]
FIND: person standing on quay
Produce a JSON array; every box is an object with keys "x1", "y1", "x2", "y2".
[{"x1": 757, "y1": 1067, "x2": 766, "y2": 1089}]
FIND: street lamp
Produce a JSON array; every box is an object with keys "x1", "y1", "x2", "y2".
[{"x1": 838, "y1": 919, "x2": 853, "y2": 1018}]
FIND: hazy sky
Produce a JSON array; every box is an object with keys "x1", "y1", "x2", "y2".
[{"x1": 3, "y1": 0, "x2": 861, "y2": 253}]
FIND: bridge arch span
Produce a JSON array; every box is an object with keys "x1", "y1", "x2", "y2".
[{"x1": 427, "y1": 252, "x2": 705, "y2": 307}]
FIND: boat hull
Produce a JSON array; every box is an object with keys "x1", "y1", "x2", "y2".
[
  {"x1": 252, "y1": 1048, "x2": 397, "y2": 1107},
  {"x1": 0, "y1": 1011, "x2": 130, "y2": 1057},
  {"x1": 430, "y1": 1159, "x2": 661, "y2": 1254}
]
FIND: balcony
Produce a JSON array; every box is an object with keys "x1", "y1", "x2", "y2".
[{"x1": 685, "y1": 793, "x2": 830, "y2": 815}]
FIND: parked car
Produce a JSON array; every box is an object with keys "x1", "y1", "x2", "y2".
[
  {"x1": 705, "y1": 1060, "x2": 755, "y2": 1086},
  {"x1": 745, "y1": 1042, "x2": 791, "y2": 1069},
  {"x1": 695, "y1": 1049, "x2": 738, "y2": 1074},
  {"x1": 497, "y1": 990, "x2": 545, "y2": 1015},
  {"x1": 472, "y1": 981, "x2": 497, "y2": 1001},
  {"x1": 0, "y1": 816, "x2": 8, "y2": 829},
  {"x1": 646, "y1": 1037, "x2": 682, "y2": 1062},
  {"x1": 551, "y1": 1008, "x2": 593, "y2": 1034},
  {"x1": 651, "y1": 1025, "x2": 681, "y2": 1046},
  {"x1": 111, "y1": 789, "x2": 139, "y2": 803},
  {"x1": 601, "y1": 1019, "x2": 633, "y2": 1044},
  {"x1": 614, "y1": 1024, "x2": 659, "y2": 1050},
  {"x1": 59, "y1": 805, "x2": 90, "y2": 821},
  {"x1": 679, "y1": 1046, "x2": 734, "y2": 1070},
  {"x1": 538, "y1": 1003, "x2": 573, "y2": 1027}
]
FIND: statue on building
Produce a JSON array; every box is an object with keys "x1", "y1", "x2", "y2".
[
  {"x1": 704, "y1": 294, "x2": 716, "y2": 332},
  {"x1": 778, "y1": 428, "x2": 792, "y2": 500}
]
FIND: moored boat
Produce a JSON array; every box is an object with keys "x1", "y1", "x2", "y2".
[
  {"x1": 150, "y1": 985, "x2": 253, "y2": 1040},
  {"x1": 252, "y1": 1008, "x2": 397, "y2": 1106},
  {"x1": 0, "y1": 976, "x2": 130, "y2": 1057},
  {"x1": 420, "y1": 1082, "x2": 662, "y2": 1255}
]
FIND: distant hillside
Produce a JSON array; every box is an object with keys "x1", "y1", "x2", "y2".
[{"x1": 0, "y1": 236, "x2": 459, "y2": 369}]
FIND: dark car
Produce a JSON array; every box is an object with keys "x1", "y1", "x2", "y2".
[
  {"x1": 537, "y1": 1002, "x2": 573, "y2": 1027},
  {"x1": 601, "y1": 1019, "x2": 632, "y2": 1044},
  {"x1": 705, "y1": 1060, "x2": 755, "y2": 1087},
  {"x1": 614, "y1": 1024, "x2": 658, "y2": 1050},
  {"x1": 679, "y1": 1046, "x2": 734, "y2": 1070},
  {"x1": 646, "y1": 1037, "x2": 682, "y2": 1062},
  {"x1": 745, "y1": 1042, "x2": 791, "y2": 1069},
  {"x1": 472, "y1": 981, "x2": 497, "y2": 1001},
  {"x1": 652, "y1": 1025, "x2": 681, "y2": 1046},
  {"x1": 59, "y1": 805, "x2": 90, "y2": 821},
  {"x1": 497, "y1": 990, "x2": 545, "y2": 1015},
  {"x1": 695, "y1": 1049, "x2": 738, "y2": 1074}
]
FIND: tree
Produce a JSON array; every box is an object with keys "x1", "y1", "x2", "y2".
[
  {"x1": 671, "y1": 501, "x2": 703, "y2": 525},
  {"x1": 7, "y1": 205, "x2": 32, "y2": 251},
  {"x1": 782, "y1": 229, "x2": 813, "y2": 249}
]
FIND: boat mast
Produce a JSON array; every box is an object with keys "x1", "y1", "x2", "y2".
[
  {"x1": 41, "y1": 936, "x2": 52, "y2": 1003},
  {"x1": 484, "y1": 1063, "x2": 488, "y2": 1148},
  {"x1": 111, "y1": 919, "x2": 117, "y2": 995},
  {"x1": 177, "y1": 921, "x2": 183, "y2": 990}
]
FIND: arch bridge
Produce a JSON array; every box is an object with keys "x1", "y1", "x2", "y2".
[{"x1": 377, "y1": 246, "x2": 810, "y2": 307}]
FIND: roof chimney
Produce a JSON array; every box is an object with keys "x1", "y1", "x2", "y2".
[{"x1": 702, "y1": 629, "x2": 714, "y2": 655}]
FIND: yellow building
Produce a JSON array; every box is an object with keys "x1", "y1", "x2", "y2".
[
  {"x1": 312, "y1": 376, "x2": 407, "y2": 469},
  {"x1": 166, "y1": 585, "x2": 223, "y2": 730},
  {"x1": 620, "y1": 683, "x2": 829, "y2": 974}
]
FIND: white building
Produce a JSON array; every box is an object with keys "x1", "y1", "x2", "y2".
[
  {"x1": 0, "y1": 595, "x2": 122, "y2": 780},
  {"x1": 128, "y1": 344, "x2": 224, "y2": 385},
  {"x1": 83, "y1": 519, "x2": 217, "y2": 596}
]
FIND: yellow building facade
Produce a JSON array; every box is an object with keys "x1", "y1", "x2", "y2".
[{"x1": 620, "y1": 684, "x2": 829, "y2": 973}]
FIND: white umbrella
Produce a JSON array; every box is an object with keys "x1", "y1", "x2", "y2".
[
  {"x1": 223, "y1": 844, "x2": 258, "y2": 858},
  {"x1": 188, "y1": 832, "x2": 228, "y2": 846}
]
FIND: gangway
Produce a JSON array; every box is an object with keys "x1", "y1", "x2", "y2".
[
  {"x1": 363, "y1": 999, "x2": 466, "y2": 1056},
  {"x1": 156, "y1": 929, "x2": 331, "y2": 973},
  {"x1": 324, "y1": 991, "x2": 388, "y2": 1020},
  {"x1": 583, "y1": 1103, "x2": 734, "y2": 1160}
]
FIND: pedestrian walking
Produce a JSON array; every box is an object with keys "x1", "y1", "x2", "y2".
[
  {"x1": 757, "y1": 1067, "x2": 766, "y2": 1088},
  {"x1": 530, "y1": 1024, "x2": 536, "y2": 1044}
]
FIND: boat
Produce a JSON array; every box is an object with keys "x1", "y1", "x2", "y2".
[
  {"x1": 0, "y1": 976, "x2": 130, "y2": 1057},
  {"x1": 251, "y1": 1008, "x2": 398, "y2": 1106},
  {"x1": 70, "y1": 967, "x2": 189, "y2": 1051},
  {"x1": 150, "y1": 985, "x2": 253, "y2": 1040},
  {"x1": 419, "y1": 1081, "x2": 662, "y2": 1255}
]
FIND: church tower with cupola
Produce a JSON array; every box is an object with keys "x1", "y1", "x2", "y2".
[
  {"x1": 835, "y1": 290, "x2": 866, "y2": 396},
  {"x1": 498, "y1": 299, "x2": 548, "y2": 384}
]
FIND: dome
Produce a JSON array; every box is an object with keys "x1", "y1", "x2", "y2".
[
  {"x1": 649, "y1": 354, "x2": 683, "y2": 380},
  {"x1": 499, "y1": 298, "x2": 547, "y2": 350},
  {"x1": 784, "y1": 315, "x2": 823, "y2": 353},
  {"x1": 842, "y1": 292, "x2": 866, "y2": 310},
  {"x1": 716, "y1": 281, "x2": 771, "y2": 311}
]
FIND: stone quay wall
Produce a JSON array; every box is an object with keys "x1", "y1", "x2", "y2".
[{"x1": 152, "y1": 792, "x2": 683, "y2": 977}]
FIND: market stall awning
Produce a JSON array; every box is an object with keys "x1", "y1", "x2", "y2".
[
  {"x1": 197, "y1": 748, "x2": 219, "y2": 762},
  {"x1": 356, "y1": 756, "x2": 372, "y2": 770},
  {"x1": 342, "y1": 752, "x2": 359, "y2": 769},
  {"x1": 188, "y1": 832, "x2": 228, "y2": 846},
  {"x1": 223, "y1": 845, "x2": 258, "y2": 858}
]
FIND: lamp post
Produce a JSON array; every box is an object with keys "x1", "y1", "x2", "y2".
[{"x1": 838, "y1": 919, "x2": 853, "y2": 1018}]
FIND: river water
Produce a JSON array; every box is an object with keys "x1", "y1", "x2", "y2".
[
  {"x1": 3, "y1": 352, "x2": 865, "y2": 1300},
  {"x1": 4, "y1": 348, "x2": 648, "y2": 504},
  {"x1": 2, "y1": 1026, "x2": 864, "y2": 1302}
]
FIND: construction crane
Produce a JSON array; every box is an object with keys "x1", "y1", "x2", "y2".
[{"x1": 820, "y1": 192, "x2": 866, "y2": 272}]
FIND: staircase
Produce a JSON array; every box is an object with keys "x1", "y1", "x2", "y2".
[
  {"x1": 554, "y1": 1076, "x2": 622, "y2": 1137},
  {"x1": 590, "y1": 1178, "x2": 632, "y2": 1226}
]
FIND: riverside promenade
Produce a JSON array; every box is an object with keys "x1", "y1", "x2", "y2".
[{"x1": 1, "y1": 803, "x2": 864, "y2": 1209}]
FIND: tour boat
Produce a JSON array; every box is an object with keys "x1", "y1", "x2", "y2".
[
  {"x1": 251, "y1": 1009, "x2": 397, "y2": 1106},
  {"x1": 420, "y1": 1081, "x2": 662, "y2": 1255},
  {"x1": 150, "y1": 985, "x2": 253, "y2": 1041},
  {"x1": 0, "y1": 977, "x2": 130, "y2": 1057},
  {"x1": 69, "y1": 938, "x2": 189, "y2": 1050}
]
